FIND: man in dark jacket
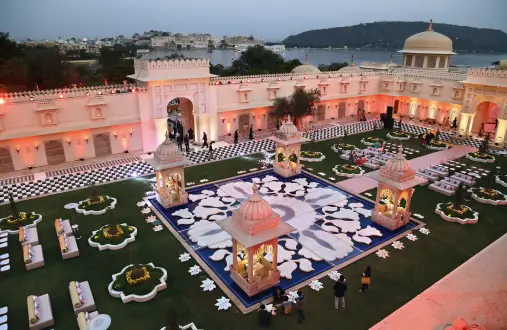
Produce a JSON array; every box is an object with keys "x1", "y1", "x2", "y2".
[
  {"x1": 183, "y1": 134, "x2": 190, "y2": 152},
  {"x1": 333, "y1": 275, "x2": 347, "y2": 310},
  {"x1": 295, "y1": 290, "x2": 306, "y2": 323},
  {"x1": 258, "y1": 304, "x2": 271, "y2": 327}
]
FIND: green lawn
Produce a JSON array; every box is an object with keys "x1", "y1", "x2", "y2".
[{"x1": 1, "y1": 131, "x2": 506, "y2": 330}]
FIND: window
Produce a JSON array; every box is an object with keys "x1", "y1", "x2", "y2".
[
  {"x1": 344, "y1": 85, "x2": 347, "y2": 92},
  {"x1": 322, "y1": 86, "x2": 326, "y2": 94},
  {"x1": 45, "y1": 113, "x2": 53, "y2": 124},
  {"x1": 243, "y1": 93, "x2": 248, "y2": 101},
  {"x1": 362, "y1": 83, "x2": 366, "y2": 90},
  {"x1": 433, "y1": 88, "x2": 438, "y2": 95},
  {"x1": 384, "y1": 82, "x2": 389, "y2": 90},
  {"x1": 95, "y1": 108, "x2": 103, "y2": 117},
  {"x1": 454, "y1": 91, "x2": 459, "y2": 98},
  {"x1": 414, "y1": 56, "x2": 424, "y2": 68},
  {"x1": 427, "y1": 56, "x2": 437, "y2": 68},
  {"x1": 412, "y1": 84, "x2": 417, "y2": 92},
  {"x1": 405, "y1": 55, "x2": 413, "y2": 67},
  {"x1": 439, "y1": 56, "x2": 446, "y2": 68}
]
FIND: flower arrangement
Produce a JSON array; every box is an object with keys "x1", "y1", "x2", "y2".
[
  {"x1": 0, "y1": 195, "x2": 42, "y2": 232},
  {"x1": 331, "y1": 143, "x2": 357, "y2": 153},
  {"x1": 387, "y1": 131, "x2": 410, "y2": 140},
  {"x1": 435, "y1": 202, "x2": 479, "y2": 224},
  {"x1": 361, "y1": 137, "x2": 385, "y2": 146},
  {"x1": 332, "y1": 164, "x2": 365, "y2": 177},
  {"x1": 469, "y1": 187, "x2": 507, "y2": 205},
  {"x1": 88, "y1": 222, "x2": 137, "y2": 251},
  {"x1": 426, "y1": 140, "x2": 448, "y2": 150},
  {"x1": 108, "y1": 263, "x2": 167, "y2": 303},
  {"x1": 300, "y1": 151, "x2": 326, "y2": 162},
  {"x1": 126, "y1": 266, "x2": 151, "y2": 285}
]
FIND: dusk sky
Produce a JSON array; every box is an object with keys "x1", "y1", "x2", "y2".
[{"x1": 1, "y1": 0, "x2": 506, "y2": 41}]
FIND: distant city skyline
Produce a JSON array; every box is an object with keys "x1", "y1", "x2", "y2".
[{"x1": 1, "y1": 0, "x2": 506, "y2": 41}]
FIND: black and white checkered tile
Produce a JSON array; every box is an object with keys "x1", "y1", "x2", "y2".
[
  {"x1": 0, "y1": 120, "x2": 382, "y2": 203},
  {"x1": 1, "y1": 162, "x2": 153, "y2": 204}
]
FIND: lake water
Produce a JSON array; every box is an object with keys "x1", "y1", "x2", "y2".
[{"x1": 146, "y1": 49, "x2": 507, "y2": 69}]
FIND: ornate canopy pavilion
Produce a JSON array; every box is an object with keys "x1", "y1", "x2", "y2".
[{"x1": 270, "y1": 116, "x2": 308, "y2": 178}]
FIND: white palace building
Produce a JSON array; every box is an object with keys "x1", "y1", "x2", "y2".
[{"x1": 1, "y1": 22, "x2": 507, "y2": 173}]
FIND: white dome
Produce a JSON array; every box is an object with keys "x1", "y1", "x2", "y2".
[
  {"x1": 291, "y1": 54, "x2": 321, "y2": 74},
  {"x1": 499, "y1": 59, "x2": 507, "y2": 70},
  {"x1": 153, "y1": 134, "x2": 181, "y2": 163},
  {"x1": 401, "y1": 22, "x2": 454, "y2": 55},
  {"x1": 278, "y1": 116, "x2": 300, "y2": 135},
  {"x1": 386, "y1": 146, "x2": 411, "y2": 173},
  {"x1": 238, "y1": 184, "x2": 273, "y2": 220}
]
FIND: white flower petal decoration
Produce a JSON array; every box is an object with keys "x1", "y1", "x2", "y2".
[
  {"x1": 328, "y1": 177, "x2": 336, "y2": 181},
  {"x1": 287, "y1": 291, "x2": 299, "y2": 303},
  {"x1": 376, "y1": 249, "x2": 389, "y2": 259},
  {"x1": 186, "y1": 182, "x2": 195, "y2": 186},
  {"x1": 419, "y1": 227, "x2": 430, "y2": 235},
  {"x1": 364, "y1": 192, "x2": 373, "y2": 197},
  {"x1": 328, "y1": 271, "x2": 341, "y2": 281},
  {"x1": 391, "y1": 241, "x2": 404, "y2": 250},
  {"x1": 318, "y1": 172, "x2": 326, "y2": 176},
  {"x1": 200, "y1": 179, "x2": 209, "y2": 183},
  {"x1": 406, "y1": 233, "x2": 418, "y2": 241},
  {"x1": 137, "y1": 201, "x2": 146, "y2": 207},
  {"x1": 201, "y1": 278, "x2": 216, "y2": 292},
  {"x1": 189, "y1": 265, "x2": 202, "y2": 276},
  {"x1": 307, "y1": 168, "x2": 314, "y2": 171},
  {"x1": 215, "y1": 297, "x2": 232, "y2": 311},
  {"x1": 179, "y1": 253, "x2": 191, "y2": 262},
  {"x1": 145, "y1": 191, "x2": 155, "y2": 196},
  {"x1": 153, "y1": 225, "x2": 163, "y2": 232},
  {"x1": 145, "y1": 215, "x2": 157, "y2": 223},
  {"x1": 249, "y1": 168, "x2": 258, "y2": 172},
  {"x1": 141, "y1": 207, "x2": 152, "y2": 214},
  {"x1": 309, "y1": 280, "x2": 324, "y2": 291}
]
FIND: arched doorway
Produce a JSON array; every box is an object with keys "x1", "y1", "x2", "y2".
[
  {"x1": 473, "y1": 101, "x2": 500, "y2": 133},
  {"x1": 44, "y1": 140, "x2": 66, "y2": 165},
  {"x1": 428, "y1": 105, "x2": 438, "y2": 120},
  {"x1": 93, "y1": 133, "x2": 111, "y2": 156},
  {"x1": 0, "y1": 147, "x2": 14, "y2": 173},
  {"x1": 358, "y1": 100, "x2": 365, "y2": 111},
  {"x1": 316, "y1": 105, "x2": 326, "y2": 121},
  {"x1": 450, "y1": 109, "x2": 459, "y2": 122},
  {"x1": 167, "y1": 97, "x2": 194, "y2": 139},
  {"x1": 338, "y1": 102, "x2": 346, "y2": 118},
  {"x1": 409, "y1": 103, "x2": 418, "y2": 117},
  {"x1": 238, "y1": 114, "x2": 250, "y2": 138}
]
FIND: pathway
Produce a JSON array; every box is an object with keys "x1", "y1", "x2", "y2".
[
  {"x1": 337, "y1": 145, "x2": 478, "y2": 194},
  {"x1": 370, "y1": 232, "x2": 507, "y2": 330}
]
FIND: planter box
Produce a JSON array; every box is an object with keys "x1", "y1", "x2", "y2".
[
  {"x1": 435, "y1": 203, "x2": 478, "y2": 225},
  {"x1": 0, "y1": 213, "x2": 42, "y2": 235},
  {"x1": 88, "y1": 224, "x2": 138, "y2": 251},
  {"x1": 108, "y1": 263, "x2": 167, "y2": 303},
  {"x1": 465, "y1": 153, "x2": 495, "y2": 164},
  {"x1": 75, "y1": 196, "x2": 118, "y2": 215},
  {"x1": 469, "y1": 188, "x2": 507, "y2": 205}
]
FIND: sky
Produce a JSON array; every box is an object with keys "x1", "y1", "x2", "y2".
[{"x1": 1, "y1": 0, "x2": 506, "y2": 41}]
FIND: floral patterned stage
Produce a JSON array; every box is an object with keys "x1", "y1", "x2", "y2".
[{"x1": 150, "y1": 170, "x2": 417, "y2": 308}]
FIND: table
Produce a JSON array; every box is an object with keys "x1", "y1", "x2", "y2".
[
  {"x1": 64, "y1": 203, "x2": 78, "y2": 210},
  {"x1": 89, "y1": 314, "x2": 111, "y2": 330}
]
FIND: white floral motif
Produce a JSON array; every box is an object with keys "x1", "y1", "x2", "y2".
[
  {"x1": 186, "y1": 182, "x2": 195, "y2": 186},
  {"x1": 376, "y1": 249, "x2": 390, "y2": 259},
  {"x1": 364, "y1": 192, "x2": 373, "y2": 197},
  {"x1": 391, "y1": 241, "x2": 405, "y2": 250},
  {"x1": 309, "y1": 280, "x2": 324, "y2": 291},
  {"x1": 145, "y1": 215, "x2": 157, "y2": 223},
  {"x1": 406, "y1": 233, "x2": 418, "y2": 241},
  {"x1": 201, "y1": 278, "x2": 216, "y2": 292},
  {"x1": 328, "y1": 271, "x2": 342, "y2": 281},
  {"x1": 179, "y1": 253, "x2": 191, "y2": 262},
  {"x1": 318, "y1": 172, "x2": 326, "y2": 176},
  {"x1": 137, "y1": 201, "x2": 146, "y2": 207},
  {"x1": 287, "y1": 291, "x2": 299, "y2": 303},
  {"x1": 215, "y1": 297, "x2": 232, "y2": 311},
  {"x1": 189, "y1": 265, "x2": 202, "y2": 275},
  {"x1": 200, "y1": 179, "x2": 209, "y2": 183},
  {"x1": 419, "y1": 227, "x2": 430, "y2": 235},
  {"x1": 153, "y1": 225, "x2": 163, "y2": 232},
  {"x1": 141, "y1": 207, "x2": 151, "y2": 214}
]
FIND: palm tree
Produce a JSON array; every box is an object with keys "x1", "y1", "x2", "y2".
[{"x1": 270, "y1": 88, "x2": 321, "y2": 129}]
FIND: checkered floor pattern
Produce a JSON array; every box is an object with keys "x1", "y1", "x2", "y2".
[
  {"x1": 0, "y1": 119, "x2": 389, "y2": 204},
  {"x1": 396, "y1": 123, "x2": 507, "y2": 150},
  {"x1": 46, "y1": 156, "x2": 143, "y2": 177},
  {"x1": 1, "y1": 161, "x2": 153, "y2": 203}
]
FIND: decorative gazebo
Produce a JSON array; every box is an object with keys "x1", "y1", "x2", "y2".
[
  {"x1": 146, "y1": 132, "x2": 191, "y2": 208},
  {"x1": 368, "y1": 146, "x2": 423, "y2": 230},
  {"x1": 271, "y1": 115, "x2": 307, "y2": 178},
  {"x1": 217, "y1": 184, "x2": 295, "y2": 296}
]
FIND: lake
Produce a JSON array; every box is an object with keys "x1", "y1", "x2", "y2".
[{"x1": 145, "y1": 48, "x2": 507, "y2": 69}]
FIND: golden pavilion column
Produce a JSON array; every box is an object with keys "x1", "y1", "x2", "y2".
[
  {"x1": 272, "y1": 240, "x2": 278, "y2": 271},
  {"x1": 232, "y1": 240, "x2": 238, "y2": 270},
  {"x1": 495, "y1": 118, "x2": 507, "y2": 144},
  {"x1": 247, "y1": 247, "x2": 254, "y2": 283}
]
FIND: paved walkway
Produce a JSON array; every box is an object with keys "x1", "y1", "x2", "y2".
[
  {"x1": 371, "y1": 232, "x2": 507, "y2": 330},
  {"x1": 337, "y1": 145, "x2": 478, "y2": 194}
]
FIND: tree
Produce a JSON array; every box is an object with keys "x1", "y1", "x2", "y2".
[
  {"x1": 177, "y1": 44, "x2": 182, "y2": 51},
  {"x1": 453, "y1": 182, "x2": 464, "y2": 209},
  {"x1": 186, "y1": 44, "x2": 191, "y2": 50},
  {"x1": 318, "y1": 62, "x2": 348, "y2": 71},
  {"x1": 161, "y1": 32, "x2": 170, "y2": 36},
  {"x1": 249, "y1": 125, "x2": 253, "y2": 140},
  {"x1": 97, "y1": 47, "x2": 134, "y2": 84},
  {"x1": 270, "y1": 88, "x2": 321, "y2": 128},
  {"x1": 8, "y1": 193, "x2": 19, "y2": 219},
  {"x1": 479, "y1": 132, "x2": 491, "y2": 155}
]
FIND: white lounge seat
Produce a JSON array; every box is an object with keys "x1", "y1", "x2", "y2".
[
  {"x1": 0, "y1": 315, "x2": 6, "y2": 324},
  {"x1": 0, "y1": 306, "x2": 7, "y2": 315},
  {"x1": 0, "y1": 253, "x2": 8, "y2": 260},
  {"x1": 0, "y1": 324, "x2": 7, "y2": 330},
  {"x1": 0, "y1": 233, "x2": 7, "y2": 238},
  {"x1": 0, "y1": 243, "x2": 7, "y2": 249},
  {"x1": 21, "y1": 228, "x2": 39, "y2": 246},
  {"x1": 69, "y1": 281, "x2": 96, "y2": 315},
  {"x1": 0, "y1": 239, "x2": 7, "y2": 244},
  {"x1": 0, "y1": 259, "x2": 8, "y2": 266},
  {"x1": 0, "y1": 265, "x2": 10, "y2": 273},
  {"x1": 61, "y1": 236, "x2": 79, "y2": 260},
  {"x1": 27, "y1": 294, "x2": 54, "y2": 330},
  {"x1": 25, "y1": 245, "x2": 45, "y2": 271}
]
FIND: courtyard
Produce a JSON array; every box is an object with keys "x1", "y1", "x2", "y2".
[{"x1": 0, "y1": 127, "x2": 506, "y2": 330}]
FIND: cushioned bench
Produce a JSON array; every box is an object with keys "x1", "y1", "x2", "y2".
[
  {"x1": 23, "y1": 245, "x2": 45, "y2": 271},
  {"x1": 19, "y1": 227, "x2": 40, "y2": 246},
  {"x1": 429, "y1": 181, "x2": 456, "y2": 196},
  {"x1": 70, "y1": 281, "x2": 96, "y2": 315},
  {"x1": 450, "y1": 174, "x2": 476, "y2": 186},
  {"x1": 27, "y1": 294, "x2": 54, "y2": 330},
  {"x1": 55, "y1": 219, "x2": 72, "y2": 237},
  {"x1": 417, "y1": 169, "x2": 440, "y2": 181},
  {"x1": 60, "y1": 236, "x2": 80, "y2": 260}
]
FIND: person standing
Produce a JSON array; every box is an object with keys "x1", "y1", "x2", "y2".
[
  {"x1": 333, "y1": 275, "x2": 347, "y2": 311},
  {"x1": 295, "y1": 290, "x2": 306, "y2": 323},
  {"x1": 188, "y1": 127, "x2": 194, "y2": 142},
  {"x1": 177, "y1": 133, "x2": 183, "y2": 151},
  {"x1": 258, "y1": 304, "x2": 271, "y2": 328},
  {"x1": 452, "y1": 117, "x2": 457, "y2": 129},
  {"x1": 234, "y1": 130, "x2": 239, "y2": 144},
  {"x1": 360, "y1": 265, "x2": 371, "y2": 292},
  {"x1": 243, "y1": 122, "x2": 247, "y2": 138},
  {"x1": 208, "y1": 141, "x2": 213, "y2": 160},
  {"x1": 202, "y1": 132, "x2": 208, "y2": 148},
  {"x1": 184, "y1": 134, "x2": 190, "y2": 152},
  {"x1": 398, "y1": 115, "x2": 402, "y2": 127}
]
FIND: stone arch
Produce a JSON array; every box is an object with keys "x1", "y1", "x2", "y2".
[
  {"x1": 316, "y1": 104, "x2": 326, "y2": 121},
  {"x1": 338, "y1": 102, "x2": 346, "y2": 118},
  {"x1": 428, "y1": 105, "x2": 438, "y2": 119},
  {"x1": 409, "y1": 102, "x2": 418, "y2": 117},
  {"x1": 95, "y1": 108, "x2": 103, "y2": 118},
  {"x1": 0, "y1": 147, "x2": 14, "y2": 173},
  {"x1": 93, "y1": 133, "x2": 111, "y2": 157},
  {"x1": 44, "y1": 139, "x2": 66, "y2": 165},
  {"x1": 450, "y1": 109, "x2": 459, "y2": 122},
  {"x1": 239, "y1": 114, "x2": 250, "y2": 138},
  {"x1": 358, "y1": 100, "x2": 365, "y2": 110},
  {"x1": 473, "y1": 101, "x2": 500, "y2": 133},
  {"x1": 167, "y1": 97, "x2": 194, "y2": 140}
]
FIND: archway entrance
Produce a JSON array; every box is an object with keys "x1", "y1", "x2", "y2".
[
  {"x1": 0, "y1": 147, "x2": 14, "y2": 173},
  {"x1": 238, "y1": 114, "x2": 250, "y2": 138},
  {"x1": 316, "y1": 105, "x2": 326, "y2": 121},
  {"x1": 167, "y1": 97, "x2": 194, "y2": 140},
  {"x1": 409, "y1": 103, "x2": 417, "y2": 117},
  {"x1": 44, "y1": 140, "x2": 66, "y2": 165},
  {"x1": 338, "y1": 102, "x2": 346, "y2": 118},
  {"x1": 94, "y1": 133, "x2": 111, "y2": 156},
  {"x1": 472, "y1": 101, "x2": 500, "y2": 133}
]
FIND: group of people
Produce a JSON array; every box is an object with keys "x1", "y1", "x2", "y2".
[
  {"x1": 357, "y1": 109, "x2": 367, "y2": 122},
  {"x1": 173, "y1": 125, "x2": 194, "y2": 153},
  {"x1": 418, "y1": 129, "x2": 437, "y2": 146},
  {"x1": 441, "y1": 117, "x2": 458, "y2": 130},
  {"x1": 258, "y1": 265, "x2": 372, "y2": 327}
]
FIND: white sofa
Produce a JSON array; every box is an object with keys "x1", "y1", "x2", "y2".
[
  {"x1": 451, "y1": 173, "x2": 476, "y2": 186},
  {"x1": 24, "y1": 245, "x2": 45, "y2": 271},
  {"x1": 27, "y1": 294, "x2": 54, "y2": 330},
  {"x1": 429, "y1": 181, "x2": 457, "y2": 196},
  {"x1": 69, "y1": 281, "x2": 96, "y2": 315},
  {"x1": 364, "y1": 159, "x2": 381, "y2": 169},
  {"x1": 20, "y1": 227, "x2": 40, "y2": 246},
  {"x1": 60, "y1": 236, "x2": 80, "y2": 260},
  {"x1": 417, "y1": 169, "x2": 440, "y2": 181},
  {"x1": 442, "y1": 177, "x2": 462, "y2": 187},
  {"x1": 429, "y1": 165, "x2": 449, "y2": 177}
]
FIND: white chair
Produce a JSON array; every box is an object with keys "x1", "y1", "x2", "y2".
[
  {"x1": 0, "y1": 306, "x2": 7, "y2": 315},
  {"x1": 0, "y1": 315, "x2": 6, "y2": 324},
  {"x1": 0, "y1": 243, "x2": 7, "y2": 249},
  {"x1": 0, "y1": 254, "x2": 8, "y2": 260},
  {"x1": 0, "y1": 265, "x2": 10, "y2": 273},
  {"x1": 0, "y1": 239, "x2": 6, "y2": 244},
  {"x1": 0, "y1": 233, "x2": 7, "y2": 238},
  {"x1": 0, "y1": 259, "x2": 8, "y2": 266}
]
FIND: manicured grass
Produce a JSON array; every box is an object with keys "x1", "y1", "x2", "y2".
[{"x1": 0, "y1": 134, "x2": 506, "y2": 330}]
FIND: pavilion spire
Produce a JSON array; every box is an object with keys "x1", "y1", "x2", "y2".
[
  {"x1": 304, "y1": 53, "x2": 309, "y2": 64},
  {"x1": 427, "y1": 19, "x2": 434, "y2": 31}
]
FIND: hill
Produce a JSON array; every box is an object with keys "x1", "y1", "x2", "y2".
[{"x1": 282, "y1": 21, "x2": 507, "y2": 53}]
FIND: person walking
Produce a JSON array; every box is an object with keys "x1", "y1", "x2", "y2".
[
  {"x1": 360, "y1": 265, "x2": 371, "y2": 292},
  {"x1": 295, "y1": 290, "x2": 306, "y2": 323},
  {"x1": 258, "y1": 304, "x2": 271, "y2": 328},
  {"x1": 208, "y1": 141, "x2": 213, "y2": 160},
  {"x1": 202, "y1": 132, "x2": 208, "y2": 148},
  {"x1": 234, "y1": 130, "x2": 239, "y2": 144},
  {"x1": 184, "y1": 134, "x2": 190, "y2": 152},
  {"x1": 177, "y1": 133, "x2": 183, "y2": 151},
  {"x1": 333, "y1": 275, "x2": 347, "y2": 311}
]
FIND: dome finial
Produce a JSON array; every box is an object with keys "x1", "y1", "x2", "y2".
[
  {"x1": 427, "y1": 19, "x2": 434, "y2": 31},
  {"x1": 398, "y1": 145, "x2": 403, "y2": 154},
  {"x1": 389, "y1": 54, "x2": 393, "y2": 64},
  {"x1": 287, "y1": 114, "x2": 292, "y2": 123},
  {"x1": 351, "y1": 55, "x2": 355, "y2": 67},
  {"x1": 305, "y1": 53, "x2": 309, "y2": 64},
  {"x1": 252, "y1": 183, "x2": 259, "y2": 195}
]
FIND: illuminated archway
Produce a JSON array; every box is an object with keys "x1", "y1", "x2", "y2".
[
  {"x1": 167, "y1": 97, "x2": 194, "y2": 140},
  {"x1": 409, "y1": 103, "x2": 418, "y2": 117},
  {"x1": 472, "y1": 101, "x2": 500, "y2": 133},
  {"x1": 450, "y1": 109, "x2": 459, "y2": 122},
  {"x1": 378, "y1": 188, "x2": 395, "y2": 216},
  {"x1": 428, "y1": 105, "x2": 438, "y2": 119}
]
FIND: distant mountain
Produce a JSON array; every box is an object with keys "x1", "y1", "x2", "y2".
[{"x1": 282, "y1": 21, "x2": 507, "y2": 53}]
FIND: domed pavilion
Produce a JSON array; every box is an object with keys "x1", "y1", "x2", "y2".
[
  {"x1": 399, "y1": 20, "x2": 456, "y2": 70},
  {"x1": 217, "y1": 184, "x2": 295, "y2": 297},
  {"x1": 368, "y1": 146, "x2": 424, "y2": 230},
  {"x1": 146, "y1": 132, "x2": 192, "y2": 208},
  {"x1": 291, "y1": 54, "x2": 321, "y2": 74},
  {"x1": 271, "y1": 115, "x2": 308, "y2": 177}
]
